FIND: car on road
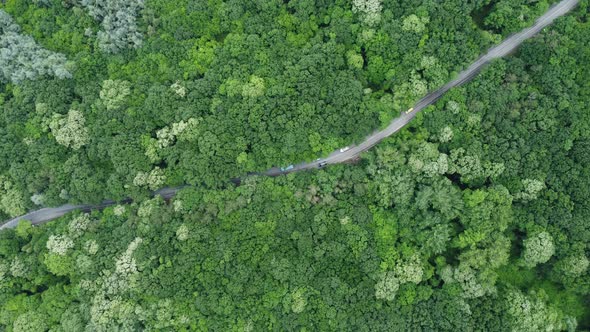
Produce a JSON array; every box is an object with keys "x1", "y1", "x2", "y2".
[
  {"x1": 405, "y1": 107, "x2": 415, "y2": 114},
  {"x1": 280, "y1": 165, "x2": 294, "y2": 172},
  {"x1": 318, "y1": 161, "x2": 327, "y2": 168},
  {"x1": 339, "y1": 146, "x2": 350, "y2": 153}
]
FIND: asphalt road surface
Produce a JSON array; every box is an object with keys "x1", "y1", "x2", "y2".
[{"x1": 0, "y1": 0, "x2": 579, "y2": 230}]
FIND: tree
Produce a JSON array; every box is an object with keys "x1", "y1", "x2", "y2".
[
  {"x1": 552, "y1": 254, "x2": 589, "y2": 282},
  {"x1": 68, "y1": 213, "x2": 92, "y2": 238},
  {"x1": 402, "y1": 14, "x2": 429, "y2": 33},
  {"x1": 375, "y1": 271, "x2": 400, "y2": 301},
  {"x1": 522, "y1": 231, "x2": 555, "y2": 267},
  {"x1": 58, "y1": 306, "x2": 85, "y2": 332},
  {"x1": 0, "y1": 0, "x2": 588, "y2": 329},
  {"x1": 133, "y1": 167, "x2": 166, "y2": 191},
  {"x1": 46, "y1": 235, "x2": 74, "y2": 256},
  {"x1": 0, "y1": 177, "x2": 27, "y2": 216},
  {"x1": 79, "y1": 0, "x2": 145, "y2": 53},
  {"x1": 0, "y1": 10, "x2": 71, "y2": 84},
  {"x1": 241, "y1": 76, "x2": 265, "y2": 98},
  {"x1": 13, "y1": 311, "x2": 47, "y2": 332},
  {"x1": 175, "y1": 224, "x2": 189, "y2": 241},
  {"x1": 49, "y1": 110, "x2": 89, "y2": 150},
  {"x1": 99, "y1": 80, "x2": 131, "y2": 111},
  {"x1": 14, "y1": 220, "x2": 34, "y2": 239},
  {"x1": 440, "y1": 263, "x2": 495, "y2": 299},
  {"x1": 352, "y1": 0, "x2": 382, "y2": 26},
  {"x1": 43, "y1": 253, "x2": 73, "y2": 276},
  {"x1": 514, "y1": 179, "x2": 546, "y2": 202},
  {"x1": 290, "y1": 288, "x2": 307, "y2": 313},
  {"x1": 503, "y1": 289, "x2": 566, "y2": 332},
  {"x1": 394, "y1": 254, "x2": 424, "y2": 285}
]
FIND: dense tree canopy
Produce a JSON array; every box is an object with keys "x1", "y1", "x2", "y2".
[
  {"x1": 0, "y1": 0, "x2": 589, "y2": 330},
  {"x1": 0, "y1": 0, "x2": 556, "y2": 212}
]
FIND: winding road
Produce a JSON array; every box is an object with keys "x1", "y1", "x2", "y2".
[{"x1": 0, "y1": 0, "x2": 579, "y2": 230}]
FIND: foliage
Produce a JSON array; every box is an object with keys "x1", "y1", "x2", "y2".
[
  {"x1": 0, "y1": 0, "x2": 510, "y2": 206},
  {"x1": 0, "y1": 10, "x2": 71, "y2": 83},
  {"x1": 352, "y1": 0, "x2": 382, "y2": 26},
  {"x1": 522, "y1": 231, "x2": 555, "y2": 267},
  {"x1": 49, "y1": 109, "x2": 89, "y2": 150},
  {"x1": 78, "y1": 0, "x2": 144, "y2": 53},
  {"x1": 0, "y1": 0, "x2": 588, "y2": 330}
]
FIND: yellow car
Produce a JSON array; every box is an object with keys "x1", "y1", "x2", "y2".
[{"x1": 405, "y1": 107, "x2": 415, "y2": 115}]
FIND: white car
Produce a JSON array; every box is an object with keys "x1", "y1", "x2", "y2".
[{"x1": 339, "y1": 146, "x2": 350, "y2": 153}]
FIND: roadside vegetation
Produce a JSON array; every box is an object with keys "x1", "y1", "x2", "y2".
[
  {"x1": 0, "y1": 0, "x2": 561, "y2": 214},
  {"x1": 0, "y1": 0, "x2": 588, "y2": 330}
]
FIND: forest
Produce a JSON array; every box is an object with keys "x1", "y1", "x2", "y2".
[{"x1": 0, "y1": 0, "x2": 589, "y2": 331}]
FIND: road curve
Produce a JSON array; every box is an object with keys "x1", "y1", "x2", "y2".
[{"x1": 0, "y1": 0, "x2": 579, "y2": 230}]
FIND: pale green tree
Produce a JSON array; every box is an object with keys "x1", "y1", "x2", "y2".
[
  {"x1": 515, "y1": 179, "x2": 546, "y2": 202},
  {"x1": 84, "y1": 237, "x2": 145, "y2": 331},
  {"x1": 446, "y1": 100, "x2": 462, "y2": 114},
  {"x1": 440, "y1": 263, "x2": 496, "y2": 299},
  {"x1": 58, "y1": 307, "x2": 85, "y2": 332},
  {"x1": 100, "y1": 79, "x2": 131, "y2": 111},
  {"x1": 143, "y1": 299, "x2": 190, "y2": 330},
  {"x1": 115, "y1": 237, "x2": 142, "y2": 276},
  {"x1": 137, "y1": 197, "x2": 163, "y2": 218},
  {"x1": 522, "y1": 231, "x2": 555, "y2": 267},
  {"x1": 437, "y1": 126, "x2": 454, "y2": 143},
  {"x1": 84, "y1": 239, "x2": 99, "y2": 255},
  {"x1": 375, "y1": 271, "x2": 400, "y2": 301},
  {"x1": 408, "y1": 141, "x2": 441, "y2": 174},
  {"x1": 176, "y1": 224, "x2": 189, "y2": 241},
  {"x1": 346, "y1": 50, "x2": 364, "y2": 69},
  {"x1": 290, "y1": 288, "x2": 307, "y2": 313},
  {"x1": 49, "y1": 110, "x2": 89, "y2": 150},
  {"x1": 0, "y1": 178, "x2": 26, "y2": 216},
  {"x1": 10, "y1": 257, "x2": 27, "y2": 277},
  {"x1": 394, "y1": 254, "x2": 424, "y2": 284},
  {"x1": 553, "y1": 254, "x2": 589, "y2": 279},
  {"x1": 448, "y1": 148, "x2": 505, "y2": 184},
  {"x1": 69, "y1": 213, "x2": 92, "y2": 238},
  {"x1": 76, "y1": 254, "x2": 93, "y2": 273},
  {"x1": 0, "y1": 262, "x2": 7, "y2": 282},
  {"x1": 441, "y1": 235, "x2": 510, "y2": 299},
  {"x1": 402, "y1": 14, "x2": 429, "y2": 33},
  {"x1": 46, "y1": 234, "x2": 74, "y2": 256},
  {"x1": 352, "y1": 0, "x2": 382, "y2": 26},
  {"x1": 241, "y1": 75, "x2": 265, "y2": 98},
  {"x1": 133, "y1": 167, "x2": 166, "y2": 190},
  {"x1": 113, "y1": 205, "x2": 126, "y2": 216},
  {"x1": 504, "y1": 289, "x2": 566, "y2": 332},
  {"x1": 170, "y1": 81, "x2": 186, "y2": 97},
  {"x1": 173, "y1": 199, "x2": 184, "y2": 212},
  {"x1": 156, "y1": 118, "x2": 197, "y2": 148},
  {"x1": 79, "y1": 0, "x2": 144, "y2": 53},
  {"x1": 13, "y1": 311, "x2": 47, "y2": 332},
  {"x1": 30, "y1": 193, "x2": 45, "y2": 206}
]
